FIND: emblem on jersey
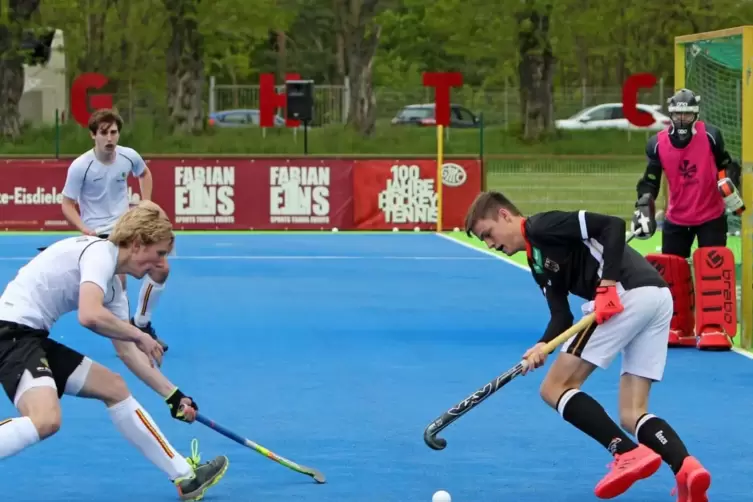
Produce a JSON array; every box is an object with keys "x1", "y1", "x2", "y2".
[
  {"x1": 544, "y1": 257, "x2": 559, "y2": 272},
  {"x1": 679, "y1": 160, "x2": 697, "y2": 179}
]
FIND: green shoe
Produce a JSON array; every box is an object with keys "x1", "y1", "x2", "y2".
[{"x1": 174, "y1": 439, "x2": 230, "y2": 501}]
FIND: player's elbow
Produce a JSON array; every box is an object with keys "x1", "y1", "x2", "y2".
[
  {"x1": 78, "y1": 304, "x2": 104, "y2": 330},
  {"x1": 77, "y1": 310, "x2": 99, "y2": 330}
]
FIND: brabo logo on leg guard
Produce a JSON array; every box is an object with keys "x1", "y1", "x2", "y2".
[
  {"x1": 704, "y1": 250, "x2": 725, "y2": 269},
  {"x1": 693, "y1": 247, "x2": 737, "y2": 334}
]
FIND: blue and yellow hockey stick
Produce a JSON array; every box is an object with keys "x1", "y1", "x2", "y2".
[{"x1": 195, "y1": 413, "x2": 326, "y2": 483}]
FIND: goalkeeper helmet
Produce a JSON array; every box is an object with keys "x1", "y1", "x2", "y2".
[{"x1": 667, "y1": 89, "x2": 700, "y2": 146}]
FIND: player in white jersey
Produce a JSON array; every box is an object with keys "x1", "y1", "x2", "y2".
[
  {"x1": 0, "y1": 201, "x2": 229, "y2": 500},
  {"x1": 61, "y1": 109, "x2": 169, "y2": 352}
]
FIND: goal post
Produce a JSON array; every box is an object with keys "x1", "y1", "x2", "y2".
[{"x1": 675, "y1": 26, "x2": 753, "y2": 350}]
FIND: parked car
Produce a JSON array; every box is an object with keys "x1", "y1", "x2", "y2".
[
  {"x1": 208, "y1": 109, "x2": 287, "y2": 127},
  {"x1": 555, "y1": 103, "x2": 671, "y2": 131},
  {"x1": 391, "y1": 103, "x2": 479, "y2": 128}
]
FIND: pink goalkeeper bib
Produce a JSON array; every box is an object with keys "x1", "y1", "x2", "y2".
[{"x1": 657, "y1": 120, "x2": 724, "y2": 226}]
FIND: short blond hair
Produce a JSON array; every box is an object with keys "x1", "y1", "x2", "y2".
[
  {"x1": 109, "y1": 200, "x2": 174, "y2": 248},
  {"x1": 464, "y1": 191, "x2": 522, "y2": 237}
]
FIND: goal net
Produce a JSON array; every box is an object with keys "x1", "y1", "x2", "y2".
[{"x1": 675, "y1": 28, "x2": 753, "y2": 349}]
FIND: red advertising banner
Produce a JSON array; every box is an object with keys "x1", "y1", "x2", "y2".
[
  {"x1": 0, "y1": 160, "x2": 81, "y2": 230},
  {"x1": 351, "y1": 158, "x2": 482, "y2": 230},
  {"x1": 148, "y1": 158, "x2": 354, "y2": 230},
  {"x1": 0, "y1": 156, "x2": 480, "y2": 231}
]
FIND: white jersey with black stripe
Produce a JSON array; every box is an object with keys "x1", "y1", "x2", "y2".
[
  {"x1": 62, "y1": 146, "x2": 147, "y2": 234},
  {"x1": 0, "y1": 236, "x2": 128, "y2": 331}
]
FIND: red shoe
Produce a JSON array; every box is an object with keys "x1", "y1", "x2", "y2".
[
  {"x1": 671, "y1": 456, "x2": 711, "y2": 502},
  {"x1": 594, "y1": 444, "x2": 662, "y2": 499},
  {"x1": 669, "y1": 329, "x2": 697, "y2": 347},
  {"x1": 696, "y1": 330, "x2": 732, "y2": 351}
]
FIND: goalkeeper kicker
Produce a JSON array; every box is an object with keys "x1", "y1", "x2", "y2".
[{"x1": 631, "y1": 88, "x2": 744, "y2": 351}]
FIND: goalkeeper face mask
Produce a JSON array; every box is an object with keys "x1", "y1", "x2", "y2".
[
  {"x1": 666, "y1": 89, "x2": 700, "y2": 146},
  {"x1": 669, "y1": 111, "x2": 697, "y2": 143}
]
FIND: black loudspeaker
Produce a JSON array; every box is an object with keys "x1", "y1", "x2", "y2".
[{"x1": 286, "y1": 80, "x2": 315, "y2": 123}]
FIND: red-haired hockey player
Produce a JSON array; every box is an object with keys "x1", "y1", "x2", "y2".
[{"x1": 631, "y1": 88, "x2": 744, "y2": 350}]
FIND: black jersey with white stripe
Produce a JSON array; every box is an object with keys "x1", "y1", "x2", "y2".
[{"x1": 523, "y1": 210, "x2": 667, "y2": 343}]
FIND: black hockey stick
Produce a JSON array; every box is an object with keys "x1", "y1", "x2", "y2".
[{"x1": 423, "y1": 313, "x2": 596, "y2": 451}]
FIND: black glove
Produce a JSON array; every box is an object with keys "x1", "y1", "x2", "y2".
[
  {"x1": 165, "y1": 387, "x2": 198, "y2": 421},
  {"x1": 630, "y1": 193, "x2": 656, "y2": 240}
]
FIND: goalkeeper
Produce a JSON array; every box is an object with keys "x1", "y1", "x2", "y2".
[{"x1": 631, "y1": 88, "x2": 744, "y2": 350}]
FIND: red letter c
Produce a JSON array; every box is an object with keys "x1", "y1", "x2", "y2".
[{"x1": 622, "y1": 73, "x2": 657, "y2": 128}]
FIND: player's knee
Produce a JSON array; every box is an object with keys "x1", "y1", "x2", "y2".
[
  {"x1": 102, "y1": 371, "x2": 131, "y2": 405},
  {"x1": 27, "y1": 406, "x2": 62, "y2": 439},
  {"x1": 539, "y1": 379, "x2": 568, "y2": 409}
]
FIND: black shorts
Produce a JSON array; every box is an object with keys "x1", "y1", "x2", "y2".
[
  {"x1": 0, "y1": 321, "x2": 85, "y2": 403},
  {"x1": 662, "y1": 213, "x2": 728, "y2": 258}
]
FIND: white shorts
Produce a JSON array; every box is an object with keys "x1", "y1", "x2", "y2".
[{"x1": 560, "y1": 285, "x2": 672, "y2": 381}]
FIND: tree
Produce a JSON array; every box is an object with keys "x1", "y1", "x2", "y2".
[
  {"x1": 334, "y1": 0, "x2": 389, "y2": 137},
  {"x1": 517, "y1": 1, "x2": 555, "y2": 140},
  {"x1": 160, "y1": 0, "x2": 290, "y2": 133},
  {"x1": 0, "y1": 0, "x2": 41, "y2": 139},
  {"x1": 161, "y1": 0, "x2": 204, "y2": 133}
]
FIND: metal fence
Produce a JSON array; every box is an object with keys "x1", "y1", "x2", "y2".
[
  {"x1": 25, "y1": 75, "x2": 673, "y2": 128},
  {"x1": 207, "y1": 78, "x2": 673, "y2": 128}
]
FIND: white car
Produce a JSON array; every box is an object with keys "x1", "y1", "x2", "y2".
[{"x1": 555, "y1": 103, "x2": 672, "y2": 131}]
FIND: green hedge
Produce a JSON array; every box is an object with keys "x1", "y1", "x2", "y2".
[{"x1": 0, "y1": 118, "x2": 654, "y2": 156}]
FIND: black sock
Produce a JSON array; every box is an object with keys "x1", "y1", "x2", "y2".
[
  {"x1": 557, "y1": 389, "x2": 638, "y2": 455},
  {"x1": 635, "y1": 413, "x2": 689, "y2": 474}
]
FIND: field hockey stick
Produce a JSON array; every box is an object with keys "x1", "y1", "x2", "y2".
[
  {"x1": 423, "y1": 313, "x2": 596, "y2": 451},
  {"x1": 195, "y1": 413, "x2": 326, "y2": 483}
]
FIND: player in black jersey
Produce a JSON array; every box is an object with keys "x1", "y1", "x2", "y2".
[{"x1": 464, "y1": 191, "x2": 710, "y2": 502}]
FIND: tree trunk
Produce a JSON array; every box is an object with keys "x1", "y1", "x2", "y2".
[
  {"x1": 163, "y1": 0, "x2": 205, "y2": 133},
  {"x1": 517, "y1": 2, "x2": 555, "y2": 141},
  {"x1": 335, "y1": 0, "x2": 381, "y2": 137},
  {"x1": 276, "y1": 30, "x2": 287, "y2": 82},
  {"x1": 0, "y1": 0, "x2": 41, "y2": 140}
]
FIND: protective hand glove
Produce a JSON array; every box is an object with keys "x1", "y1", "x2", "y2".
[
  {"x1": 630, "y1": 193, "x2": 656, "y2": 240},
  {"x1": 718, "y1": 177, "x2": 745, "y2": 215},
  {"x1": 166, "y1": 387, "x2": 198, "y2": 423},
  {"x1": 594, "y1": 285, "x2": 624, "y2": 324}
]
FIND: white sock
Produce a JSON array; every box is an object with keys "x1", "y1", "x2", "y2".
[
  {"x1": 134, "y1": 275, "x2": 166, "y2": 327},
  {"x1": 0, "y1": 417, "x2": 40, "y2": 459},
  {"x1": 108, "y1": 396, "x2": 193, "y2": 481}
]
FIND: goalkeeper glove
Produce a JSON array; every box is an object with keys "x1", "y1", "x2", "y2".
[{"x1": 718, "y1": 177, "x2": 745, "y2": 215}]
